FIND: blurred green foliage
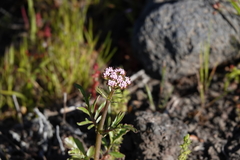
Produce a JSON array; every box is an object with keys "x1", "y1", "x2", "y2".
[
  {"x1": 224, "y1": 0, "x2": 240, "y2": 89},
  {"x1": 111, "y1": 89, "x2": 130, "y2": 114},
  {"x1": 224, "y1": 64, "x2": 240, "y2": 90},
  {"x1": 0, "y1": 0, "x2": 115, "y2": 111},
  {"x1": 230, "y1": 0, "x2": 240, "y2": 15},
  {"x1": 178, "y1": 134, "x2": 191, "y2": 160}
]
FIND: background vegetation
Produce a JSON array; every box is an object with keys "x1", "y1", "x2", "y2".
[{"x1": 0, "y1": 0, "x2": 117, "y2": 115}]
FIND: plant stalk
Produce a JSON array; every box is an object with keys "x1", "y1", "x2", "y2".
[{"x1": 94, "y1": 89, "x2": 114, "y2": 160}]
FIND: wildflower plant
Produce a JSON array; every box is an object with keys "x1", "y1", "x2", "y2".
[
  {"x1": 178, "y1": 134, "x2": 192, "y2": 160},
  {"x1": 224, "y1": 64, "x2": 240, "y2": 91},
  {"x1": 65, "y1": 67, "x2": 137, "y2": 160},
  {"x1": 197, "y1": 40, "x2": 217, "y2": 109}
]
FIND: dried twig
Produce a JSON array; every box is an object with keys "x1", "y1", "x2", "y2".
[
  {"x1": 164, "y1": 95, "x2": 181, "y2": 114},
  {"x1": 56, "y1": 125, "x2": 65, "y2": 155},
  {"x1": 12, "y1": 95, "x2": 22, "y2": 124},
  {"x1": 129, "y1": 69, "x2": 150, "y2": 93},
  {"x1": 34, "y1": 107, "x2": 53, "y2": 138},
  {"x1": 63, "y1": 92, "x2": 67, "y2": 123}
]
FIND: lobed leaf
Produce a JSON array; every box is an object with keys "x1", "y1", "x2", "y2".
[
  {"x1": 122, "y1": 124, "x2": 138, "y2": 133},
  {"x1": 68, "y1": 148, "x2": 85, "y2": 159},
  {"x1": 112, "y1": 128, "x2": 128, "y2": 143},
  {"x1": 108, "y1": 131, "x2": 114, "y2": 144},
  {"x1": 111, "y1": 112, "x2": 125, "y2": 128}
]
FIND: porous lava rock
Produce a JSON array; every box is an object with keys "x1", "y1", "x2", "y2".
[
  {"x1": 133, "y1": 0, "x2": 240, "y2": 81},
  {"x1": 130, "y1": 111, "x2": 188, "y2": 160}
]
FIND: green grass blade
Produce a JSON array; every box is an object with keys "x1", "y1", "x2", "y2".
[{"x1": 0, "y1": 90, "x2": 26, "y2": 100}]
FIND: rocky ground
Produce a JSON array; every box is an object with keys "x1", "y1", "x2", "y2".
[
  {"x1": 0, "y1": 64, "x2": 240, "y2": 160},
  {"x1": 122, "y1": 65, "x2": 240, "y2": 160}
]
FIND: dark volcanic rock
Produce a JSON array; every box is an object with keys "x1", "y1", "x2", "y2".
[
  {"x1": 133, "y1": 0, "x2": 240, "y2": 81},
  {"x1": 130, "y1": 111, "x2": 188, "y2": 160},
  {"x1": 225, "y1": 124, "x2": 240, "y2": 159}
]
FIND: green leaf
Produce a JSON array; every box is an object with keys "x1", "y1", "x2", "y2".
[
  {"x1": 39, "y1": 58, "x2": 51, "y2": 68},
  {"x1": 109, "y1": 151, "x2": 125, "y2": 158},
  {"x1": 96, "y1": 115, "x2": 102, "y2": 123},
  {"x1": 86, "y1": 146, "x2": 95, "y2": 158},
  {"x1": 108, "y1": 131, "x2": 114, "y2": 144},
  {"x1": 68, "y1": 148, "x2": 85, "y2": 159},
  {"x1": 75, "y1": 83, "x2": 90, "y2": 106},
  {"x1": 64, "y1": 137, "x2": 78, "y2": 149},
  {"x1": 99, "y1": 32, "x2": 116, "y2": 63},
  {"x1": 17, "y1": 68, "x2": 26, "y2": 73},
  {"x1": 91, "y1": 96, "x2": 100, "y2": 113},
  {"x1": 27, "y1": 0, "x2": 37, "y2": 41},
  {"x1": 64, "y1": 137, "x2": 86, "y2": 157},
  {"x1": 111, "y1": 127, "x2": 128, "y2": 143},
  {"x1": 145, "y1": 85, "x2": 155, "y2": 111},
  {"x1": 111, "y1": 124, "x2": 137, "y2": 143},
  {"x1": 96, "y1": 87, "x2": 107, "y2": 99},
  {"x1": 77, "y1": 119, "x2": 93, "y2": 126},
  {"x1": 102, "y1": 137, "x2": 108, "y2": 148},
  {"x1": 111, "y1": 112, "x2": 125, "y2": 127},
  {"x1": 0, "y1": 90, "x2": 26, "y2": 100},
  {"x1": 87, "y1": 124, "x2": 95, "y2": 130},
  {"x1": 78, "y1": 107, "x2": 90, "y2": 116},
  {"x1": 122, "y1": 124, "x2": 138, "y2": 133},
  {"x1": 94, "y1": 101, "x2": 106, "y2": 120},
  {"x1": 107, "y1": 115, "x2": 112, "y2": 127},
  {"x1": 73, "y1": 137, "x2": 86, "y2": 156}
]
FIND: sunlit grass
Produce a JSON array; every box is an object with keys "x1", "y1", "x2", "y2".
[{"x1": 0, "y1": 0, "x2": 115, "y2": 111}]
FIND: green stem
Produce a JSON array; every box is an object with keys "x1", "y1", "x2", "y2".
[{"x1": 94, "y1": 89, "x2": 115, "y2": 160}]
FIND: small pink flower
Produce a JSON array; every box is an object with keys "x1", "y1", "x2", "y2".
[
  {"x1": 119, "y1": 81, "x2": 127, "y2": 89},
  {"x1": 103, "y1": 72, "x2": 109, "y2": 79},
  {"x1": 110, "y1": 72, "x2": 118, "y2": 80},
  {"x1": 105, "y1": 67, "x2": 113, "y2": 72},
  {"x1": 125, "y1": 77, "x2": 131, "y2": 85},
  {"x1": 115, "y1": 68, "x2": 125, "y2": 75},
  {"x1": 102, "y1": 67, "x2": 131, "y2": 89},
  {"x1": 103, "y1": 67, "x2": 113, "y2": 79},
  {"x1": 117, "y1": 75, "x2": 124, "y2": 83},
  {"x1": 107, "y1": 80, "x2": 116, "y2": 87}
]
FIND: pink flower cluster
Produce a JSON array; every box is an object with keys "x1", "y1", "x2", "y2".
[{"x1": 102, "y1": 67, "x2": 131, "y2": 89}]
